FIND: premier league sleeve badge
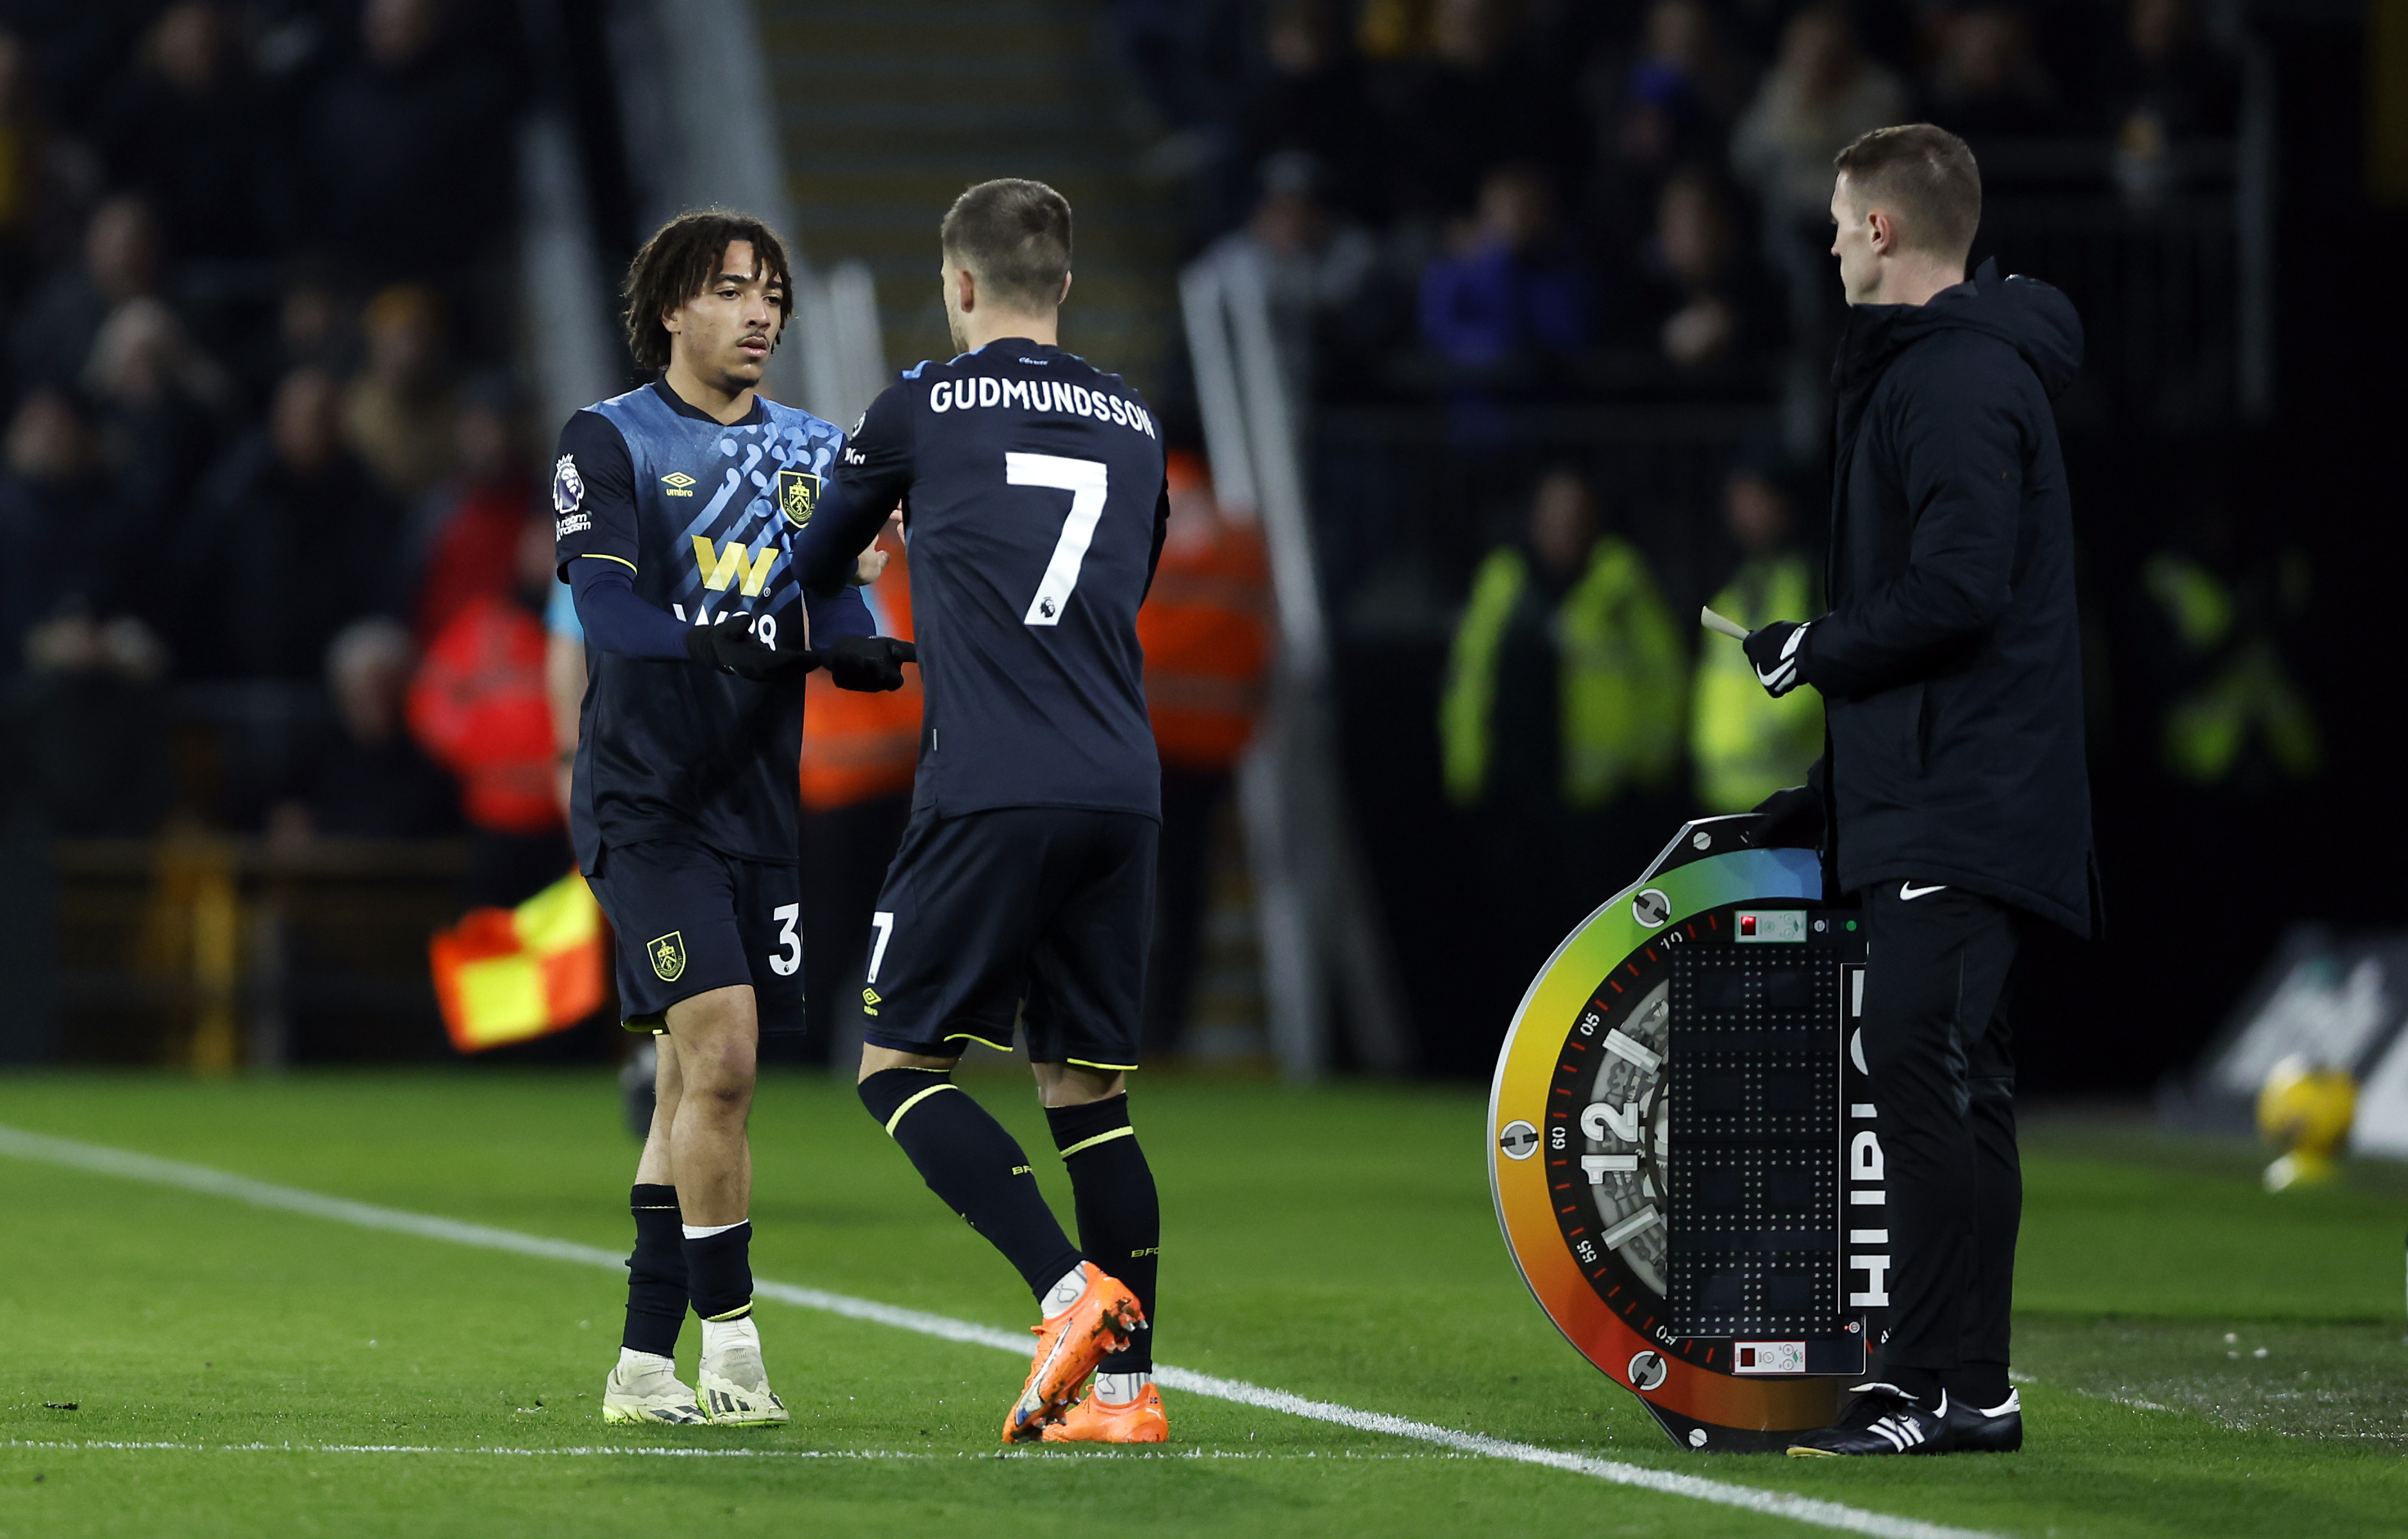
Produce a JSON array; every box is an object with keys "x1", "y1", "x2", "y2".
[
  {"x1": 553, "y1": 454, "x2": 585, "y2": 514},
  {"x1": 553, "y1": 454, "x2": 590, "y2": 537}
]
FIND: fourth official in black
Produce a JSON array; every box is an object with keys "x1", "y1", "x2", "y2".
[{"x1": 1741, "y1": 122, "x2": 2096, "y2": 1458}]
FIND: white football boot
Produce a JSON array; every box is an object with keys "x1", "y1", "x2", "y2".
[
  {"x1": 696, "y1": 1315, "x2": 789, "y2": 1426},
  {"x1": 602, "y1": 1349, "x2": 707, "y2": 1425}
]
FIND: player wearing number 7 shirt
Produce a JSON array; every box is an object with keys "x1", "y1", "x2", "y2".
[{"x1": 789, "y1": 179, "x2": 1173, "y2": 1445}]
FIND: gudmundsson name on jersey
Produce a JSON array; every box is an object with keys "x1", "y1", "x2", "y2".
[{"x1": 927, "y1": 375, "x2": 1158, "y2": 437}]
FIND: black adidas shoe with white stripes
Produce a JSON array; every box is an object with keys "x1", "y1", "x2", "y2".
[{"x1": 1785, "y1": 1383, "x2": 1948, "y2": 1457}]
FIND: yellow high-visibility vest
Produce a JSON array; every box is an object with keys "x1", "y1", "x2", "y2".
[
  {"x1": 1691, "y1": 555, "x2": 1824, "y2": 811},
  {"x1": 2145, "y1": 553, "x2": 2320, "y2": 784},
  {"x1": 1441, "y1": 538, "x2": 1685, "y2": 810}
]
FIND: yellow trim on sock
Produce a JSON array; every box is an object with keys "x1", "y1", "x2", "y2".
[
  {"x1": 701, "y1": 1302, "x2": 753, "y2": 1322},
  {"x1": 1065, "y1": 1057, "x2": 1139, "y2": 1072},
  {"x1": 883, "y1": 1081, "x2": 961, "y2": 1136},
  {"x1": 1058, "y1": 1125, "x2": 1136, "y2": 1159}
]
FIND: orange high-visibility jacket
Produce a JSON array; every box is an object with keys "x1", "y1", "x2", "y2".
[
  {"x1": 1137, "y1": 521, "x2": 1274, "y2": 772},
  {"x1": 408, "y1": 592, "x2": 564, "y2": 836},
  {"x1": 801, "y1": 539, "x2": 923, "y2": 811}
]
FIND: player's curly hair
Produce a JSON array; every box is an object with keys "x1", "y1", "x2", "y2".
[{"x1": 621, "y1": 210, "x2": 794, "y2": 374}]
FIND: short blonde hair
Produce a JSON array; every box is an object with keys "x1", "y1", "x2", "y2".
[{"x1": 1835, "y1": 124, "x2": 1982, "y2": 262}]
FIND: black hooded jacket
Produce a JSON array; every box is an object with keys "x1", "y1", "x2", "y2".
[{"x1": 1807, "y1": 260, "x2": 2096, "y2": 936}]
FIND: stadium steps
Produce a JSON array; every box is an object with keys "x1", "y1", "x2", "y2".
[{"x1": 755, "y1": 0, "x2": 1178, "y2": 392}]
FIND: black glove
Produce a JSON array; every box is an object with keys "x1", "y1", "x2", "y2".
[
  {"x1": 1750, "y1": 784, "x2": 1825, "y2": 850},
  {"x1": 1743, "y1": 619, "x2": 1812, "y2": 698},
  {"x1": 683, "y1": 620, "x2": 819, "y2": 681},
  {"x1": 822, "y1": 635, "x2": 917, "y2": 693}
]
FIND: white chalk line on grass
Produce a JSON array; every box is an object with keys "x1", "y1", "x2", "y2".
[
  {"x1": 4, "y1": 1440, "x2": 933, "y2": 1459},
  {"x1": 0, "y1": 1122, "x2": 1998, "y2": 1539},
  {"x1": 0, "y1": 1441, "x2": 1798, "y2": 1463}
]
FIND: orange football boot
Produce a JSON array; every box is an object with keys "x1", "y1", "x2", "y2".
[
  {"x1": 1042, "y1": 1380, "x2": 1167, "y2": 1444},
  {"x1": 1001, "y1": 1265, "x2": 1145, "y2": 1443}
]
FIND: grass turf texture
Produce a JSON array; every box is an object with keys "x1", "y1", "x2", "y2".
[{"x1": 0, "y1": 1073, "x2": 2400, "y2": 1538}]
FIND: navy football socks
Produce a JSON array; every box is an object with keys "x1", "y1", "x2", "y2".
[
  {"x1": 860, "y1": 1067, "x2": 1083, "y2": 1297},
  {"x1": 1885, "y1": 1363, "x2": 1944, "y2": 1403},
  {"x1": 682, "y1": 1222, "x2": 755, "y2": 1323},
  {"x1": 1046, "y1": 1095, "x2": 1158, "y2": 1374},
  {"x1": 623, "y1": 1183, "x2": 688, "y2": 1358}
]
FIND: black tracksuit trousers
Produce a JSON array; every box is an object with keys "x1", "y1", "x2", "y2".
[{"x1": 1858, "y1": 881, "x2": 2024, "y2": 1384}]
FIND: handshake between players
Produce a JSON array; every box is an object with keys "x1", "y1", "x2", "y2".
[{"x1": 562, "y1": 179, "x2": 1169, "y2": 1444}]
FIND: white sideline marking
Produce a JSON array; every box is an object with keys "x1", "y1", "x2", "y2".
[
  {"x1": 0, "y1": 1123, "x2": 2000, "y2": 1539},
  {"x1": 0, "y1": 1442, "x2": 1868, "y2": 1463},
  {"x1": 3, "y1": 1440, "x2": 932, "y2": 1459}
]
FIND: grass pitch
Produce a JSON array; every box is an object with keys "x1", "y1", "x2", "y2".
[{"x1": 1, "y1": 1072, "x2": 2403, "y2": 1538}]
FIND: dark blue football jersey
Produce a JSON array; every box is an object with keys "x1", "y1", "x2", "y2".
[
  {"x1": 792, "y1": 340, "x2": 1169, "y2": 820},
  {"x1": 553, "y1": 380, "x2": 873, "y2": 868}
]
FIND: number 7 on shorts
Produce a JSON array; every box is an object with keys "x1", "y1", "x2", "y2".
[{"x1": 867, "y1": 911, "x2": 896, "y2": 985}]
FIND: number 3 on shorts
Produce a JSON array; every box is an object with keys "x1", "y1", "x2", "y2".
[
  {"x1": 1008, "y1": 453, "x2": 1108, "y2": 627},
  {"x1": 769, "y1": 903, "x2": 801, "y2": 977}
]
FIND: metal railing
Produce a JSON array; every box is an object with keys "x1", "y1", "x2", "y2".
[
  {"x1": 1979, "y1": 133, "x2": 2268, "y2": 434},
  {"x1": 1966, "y1": 22, "x2": 2276, "y2": 433},
  {"x1": 1183, "y1": 244, "x2": 1414, "y2": 1081},
  {"x1": 526, "y1": 0, "x2": 889, "y2": 426},
  {"x1": 47, "y1": 835, "x2": 471, "y2": 1070},
  {"x1": 1310, "y1": 403, "x2": 1778, "y2": 634},
  {"x1": 0, "y1": 678, "x2": 475, "y2": 1066}
]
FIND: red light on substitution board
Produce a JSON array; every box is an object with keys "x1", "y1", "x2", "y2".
[
  {"x1": 1734, "y1": 910, "x2": 1807, "y2": 943},
  {"x1": 1734, "y1": 1341, "x2": 1807, "y2": 1374}
]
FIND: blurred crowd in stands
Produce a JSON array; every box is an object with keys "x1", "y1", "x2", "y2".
[
  {"x1": 1114, "y1": 0, "x2": 2289, "y2": 1031},
  {"x1": 1127, "y1": 0, "x2": 2242, "y2": 408},
  {"x1": 0, "y1": 0, "x2": 2321, "y2": 1070},
  {"x1": 0, "y1": 1, "x2": 556, "y2": 896}
]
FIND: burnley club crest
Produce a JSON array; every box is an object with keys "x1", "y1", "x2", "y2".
[{"x1": 777, "y1": 469, "x2": 821, "y2": 527}]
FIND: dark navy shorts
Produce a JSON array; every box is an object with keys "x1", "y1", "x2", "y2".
[
  {"x1": 587, "y1": 840, "x2": 805, "y2": 1034},
  {"x1": 861, "y1": 807, "x2": 1157, "y2": 1070}
]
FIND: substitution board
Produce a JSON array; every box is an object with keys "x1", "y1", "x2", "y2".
[{"x1": 1487, "y1": 814, "x2": 1885, "y2": 1452}]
